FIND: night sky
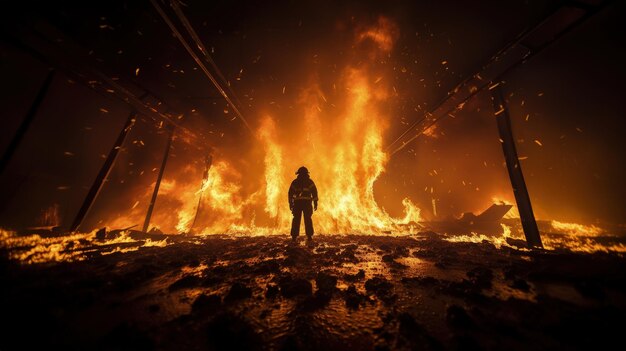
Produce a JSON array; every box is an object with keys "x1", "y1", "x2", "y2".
[{"x1": 1, "y1": 0, "x2": 625, "y2": 231}]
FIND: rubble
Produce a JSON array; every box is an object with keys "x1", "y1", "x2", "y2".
[
  {"x1": 315, "y1": 271, "x2": 338, "y2": 293},
  {"x1": 1, "y1": 234, "x2": 625, "y2": 350},
  {"x1": 224, "y1": 282, "x2": 253, "y2": 302},
  {"x1": 191, "y1": 294, "x2": 221, "y2": 314},
  {"x1": 279, "y1": 275, "x2": 313, "y2": 298}
]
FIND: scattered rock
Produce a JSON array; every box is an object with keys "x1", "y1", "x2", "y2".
[
  {"x1": 265, "y1": 283, "x2": 279, "y2": 299},
  {"x1": 344, "y1": 285, "x2": 367, "y2": 310},
  {"x1": 397, "y1": 312, "x2": 442, "y2": 350},
  {"x1": 401, "y1": 276, "x2": 439, "y2": 287},
  {"x1": 279, "y1": 276, "x2": 312, "y2": 298},
  {"x1": 575, "y1": 281, "x2": 605, "y2": 300},
  {"x1": 394, "y1": 246, "x2": 410, "y2": 257},
  {"x1": 192, "y1": 294, "x2": 221, "y2": 313},
  {"x1": 382, "y1": 253, "x2": 408, "y2": 269},
  {"x1": 382, "y1": 254, "x2": 395, "y2": 263},
  {"x1": 466, "y1": 267, "x2": 493, "y2": 289},
  {"x1": 344, "y1": 243, "x2": 358, "y2": 251},
  {"x1": 202, "y1": 273, "x2": 223, "y2": 287},
  {"x1": 206, "y1": 313, "x2": 262, "y2": 351},
  {"x1": 6, "y1": 233, "x2": 625, "y2": 350},
  {"x1": 168, "y1": 275, "x2": 202, "y2": 291},
  {"x1": 365, "y1": 276, "x2": 393, "y2": 294},
  {"x1": 338, "y1": 247, "x2": 358, "y2": 262},
  {"x1": 315, "y1": 272, "x2": 337, "y2": 293},
  {"x1": 365, "y1": 276, "x2": 395, "y2": 303},
  {"x1": 224, "y1": 282, "x2": 253, "y2": 302},
  {"x1": 344, "y1": 269, "x2": 365, "y2": 282},
  {"x1": 300, "y1": 292, "x2": 332, "y2": 311},
  {"x1": 446, "y1": 304, "x2": 473, "y2": 329},
  {"x1": 284, "y1": 247, "x2": 312, "y2": 266},
  {"x1": 254, "y1": 259, "x2": 281, "y2": 274},
  {"x1": 511, "y1": 278, "x2": 530, "y2": 292}
]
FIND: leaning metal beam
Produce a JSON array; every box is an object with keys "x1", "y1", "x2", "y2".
[
  {"x1": 69, "y1": 111, "x2": 137, "y2": 232},
  {"x1": 388, "y1": 0, "x2": 614, "y2": 155},
  {"x1": 189, "y1": 154, "x2": 212, "y2": 234},
  {"x1": 491, "y1": 87, "x2": 543, "y2": 248},
  {"x1": 150, "y1": 0, "x2": 252, "y2": 132},
  {"x1": 169, "y1": 0, "x2": 246, "y2": 112},
  {"x1": 142, "y1": 125, "x2": 176, "y2": 233},
  {"x1": 384, "y1": 0, "x2": 612, "y2": 248},
  {"x1": 0, "y1": 24, "x2": 201, "y2": 144},
  {"x1": 0, "y1": 69, "x2": 55, "y2": 176}
]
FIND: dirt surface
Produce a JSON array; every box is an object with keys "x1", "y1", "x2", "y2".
[{"x1": 1, "y1": 233, "x2": 625, "y2": 350}]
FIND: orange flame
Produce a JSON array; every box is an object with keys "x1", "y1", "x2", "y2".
[
  {"x1": 357, "y1": 17, "x2": 399, "y2": 52},
  {"x1": 550, "y1": 220, "x2": 603, "y2": 237},
  {"x1": 167, "y1": 17, "x2": 421, "y2": 235}
]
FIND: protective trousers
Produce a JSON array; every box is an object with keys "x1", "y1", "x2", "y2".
[{"x1": 291, "y1": 200, "x2": 314, "y2": 238}]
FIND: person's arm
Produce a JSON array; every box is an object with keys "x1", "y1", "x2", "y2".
[
  {"x1": 288, "y1": 182, "x2": 294, "y2": 211},
  {"x1": 311, "y1": 181, "x2": 318, "y2": 211}
]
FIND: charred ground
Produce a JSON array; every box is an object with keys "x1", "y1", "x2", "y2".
[{"x1": 2, "y1": 233, "x2": 625, "y2": 350}]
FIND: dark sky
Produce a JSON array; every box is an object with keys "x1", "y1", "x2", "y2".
[{"x1": 1, "y1": 0, "x2": 625, "y2": 230}]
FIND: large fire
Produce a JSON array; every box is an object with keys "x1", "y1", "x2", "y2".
[
  {"x1": 167, "y1": 17, "x2": 421, "y2": 235},
  {"x1": 2, "y1": 17, "x2": 624, "y2": 265},
  {"x1": 86, "y1": 17, "x2": 419, "y2": 236}
]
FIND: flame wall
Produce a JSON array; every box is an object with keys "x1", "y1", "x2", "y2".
[{"x1": 175, "y1": 17, "x2": 421, "y2": 234}]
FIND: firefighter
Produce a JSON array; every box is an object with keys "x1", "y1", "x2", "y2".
[{"x1": 288, "y1": 166, "x2": 318, "y2": 240}]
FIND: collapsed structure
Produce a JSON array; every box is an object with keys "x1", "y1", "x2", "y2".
[{"x1": 0, "y1": 1, "x2": 616, "y2": 249}]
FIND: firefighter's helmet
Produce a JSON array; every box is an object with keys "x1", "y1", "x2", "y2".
[{"x1": 296, "y1": 166, "x2": 309, "y2": 175}]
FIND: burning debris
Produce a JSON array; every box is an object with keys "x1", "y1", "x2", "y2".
[
  {"x1": 0, "y1": 228, "x2": 169, "y2": 264},
  {"x1": 1, "y1": 1, "x2": 625, "y2": 350},
  {"x1": 2, "y1": 233, "x2": 626, "y2": 349}
]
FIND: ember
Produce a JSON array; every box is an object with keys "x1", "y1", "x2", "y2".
[{"x1": 1, "y1": 0, "x2": 625, "y2": 350}]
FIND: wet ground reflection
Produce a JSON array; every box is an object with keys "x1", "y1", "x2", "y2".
[{"x1": 1, "y1": 233, "x2": 625, "y2": 349}]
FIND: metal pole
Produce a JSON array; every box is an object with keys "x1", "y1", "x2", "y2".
[
  {"x1": 0, "y1": 69, "x2": 55, "y2": 176},
  {"x1": 69, "y1": 111, "x2": 137, "y2": 232},
  {"x1": 189, "y1": 154, "x2": 212, "y2": 234},
  {"x1": 491, "y1": 87, "x2": 543, "y2": 248},
  {"x1": 142, "y1": 125, "x2": 175, "y2": 233}
]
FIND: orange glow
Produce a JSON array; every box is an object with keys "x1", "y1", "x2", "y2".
[
  {"x1": 445, "y1": 222, "x2": 626, "y2": 254},
  {"x1": 0, "y1": 228, "x2": 168, "y2": 264},
  {"x1": 491, "y1": 195, "x2": 520, "y2": 218},
  {"x1": 422, "y1": 125, "x2": 439, "y2": 138},
  {"x1": 357, "y1": 17, "x2": 399, "y2": 52},
  {"x1": 149, "y1": 17, "x2": 422, "y2": 235},
  {"x1": 550, "y1": 220, "x2": 602, "y2": 237}
]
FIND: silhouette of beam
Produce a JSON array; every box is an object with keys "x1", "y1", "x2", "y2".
[
  {"x1": 143, "y1": 126, "x2": 175, "y2": 233},
  {"x1": 150, "y1": 0, "x2": 252, "y2": 132},
  {"x1": 0, "y1": 69, "x2": 55, "y2": 176},
  {"x1": 189, "y1": 154, "x2": 212, "y2": 234},
  {"x1": 388, "y1": 0, "x2": 614, "y2": 155},
  {"x1": 0, "y1": 25, "x2": 201, "y2": 145},
  {"x1": 69, "y1": 111, "x2": 137, "y2": 232},
  {"x1": 491, "y1": 87, "x2": 543, "y2": 249}
]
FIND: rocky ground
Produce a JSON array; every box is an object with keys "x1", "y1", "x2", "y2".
[{"x1": 1, "y1": 232, "x2": 625, "y2": 350}]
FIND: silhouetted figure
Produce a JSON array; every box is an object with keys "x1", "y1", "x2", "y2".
[{"x1": 288, "y1": 166, "x2": 318, "y2": 240}]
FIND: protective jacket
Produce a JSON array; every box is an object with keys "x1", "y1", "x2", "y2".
[
  {"x1": 288, "y1": 174, "x2": 318, "y2": 238},
  {"x1": 288, "y1": 176, "x2": 318, "y2": 205}
]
